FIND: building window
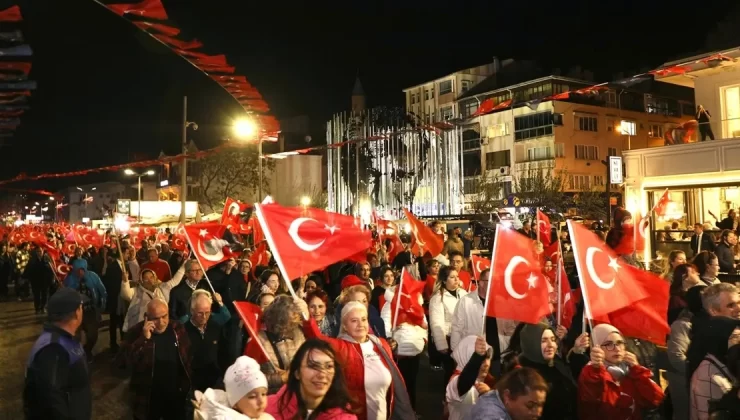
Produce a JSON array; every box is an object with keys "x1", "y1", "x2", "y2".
[
  {"x1": 607, "y1": 147, "x2": 617, "y2": 156},
  {"x1": 605, "y1": 90, "x2": 618, "y2": 108},
  {"x1": 514, "y1": 111, "x2": 553, "y2": 141},
  {"x1": 439, "y1": 80, "x2": 453, "y2": 95},
  {"x1": 486, "y1": 123, "x2": 509, "y2": 138},
  {"x1": 618, "y1": 120, "x2": 637, "y2": 136},
  {"x1": 462, "y1": 101, "x2": 478, "y2": 118},
  {"x1": 440, "y1": 106, "x2": 453, "y2": 121},
  {"x1": 593, "y1": 175, "x2": 604, "y2": 186},
  {"x1": 648, "y1": 124, "x2": 664, "y2": 138},
  {"x1": 555, "y1": 143, "x2": 565, "y2": 157},
  {"x1": 410, "y1": 94, "x2": 416, "y2": 105},
  {"x1": 461, "y1": 80, "x2": 472, "y2": 93},
  {"x1": 575, "y1": 115, "x2": 598, "y2": 132},
  {"x1": 527, "y1": 146, "x2": 552, "y2": 161},
  {"x1": 424, "y1": 90, "x2": 430, "y2": 100},
  {"x1": 430, "y1": 88, "x2": 435, "y2": 98},
  {"x1": 722, "y1": 85, "x2": 740, "y2": 138},
  {"x1": 485, "y1": 150, "x2": 510, "y2": 170},
  {"x1": 574, "y1": 144, "x2": 599, "y2": 160},
  {"x1": 570, "y1": 175, "x2": 591, "y2": 190}
]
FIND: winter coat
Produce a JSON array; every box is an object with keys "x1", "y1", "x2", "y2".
[
  {"x1": 578, "y1": 363, "x2": 664, "y2": 420},
  {"x1": 250, "y1": 327, "x2": 306, "y2": 395},
  {"x1": 380, "y1": 287, "x2": 427, "y2": 357},
  {"x1": 690, "y1": 355, "x2": 735, "y2": 420},
  {"x1": 466, "y1": 390, "x2": 513, "y2": 420},
  {"x1": 429, "y1": 287, "x2": 467, "y2": 352},
  {"x1": 63, "y1": 259, "x2": 107, "y2": 311},
  {"x1": 122, "y1": 320, "x2": 192, "y2": 420},
  {"x1": 266, "y1": 385, "x2": 357, "y2": 420},
  {"x1": 122, "y1": 264, "x2": 185, "y2": 332},
  {"x1": 519, "y1": 355, "x2": 584, "y2": 420},
  {"x1": 331, "y1": 302, "x2": 387, "y2": 339},
  {"x1": 193, "y1": 388, "x2": 275, "y2": 420},
  {"x1": 667, "y1": 308, "x2": 693, "y2": 420}
]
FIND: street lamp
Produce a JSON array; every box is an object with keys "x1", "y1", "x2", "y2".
[
  {"x1": 48, "y1": 196, "x2": 54, "y2": 201},
  {"x1": 180, "y1": 96, "x2": 198, "y2": 224},
  {"x1": 232, "y1": 118, "x2": 263, "y2": 201},
  {"x1": 124, "y1": 169, "x2": 156, "y2": 221}
]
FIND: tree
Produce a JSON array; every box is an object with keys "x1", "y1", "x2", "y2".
[
  {"x1": 194, "y1": 147, "x2": 273, "y2": 212},
  {"x1": 468, "y1": 173, "x2": 504, "y2": 214},
  {"x1": 512, "y1": 169, "x2": 569, "y2": 212},
  {"x1": 573, "y1": 188, "x2": 609, "y2": 220}
]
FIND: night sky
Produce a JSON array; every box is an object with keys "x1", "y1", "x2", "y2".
[{"x1": 1, "y1": 0, "x2": 739, "y2": 194}]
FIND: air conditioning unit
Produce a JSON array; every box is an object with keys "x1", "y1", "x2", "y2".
[{"x1": 499, "y1": 166, "x2": 511, "y2": 176}]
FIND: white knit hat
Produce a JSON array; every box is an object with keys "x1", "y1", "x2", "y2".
[{"x1": 224, "y1": 356, "x2": 268, "y2": 407}]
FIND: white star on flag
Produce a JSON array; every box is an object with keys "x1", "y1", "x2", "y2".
[
  {"x1": 199, "y1": 229, "x2": 208, "y2": 238},
  {"x1": 526, "y1": 273, "x2": 538, "y2": 289},
  {"x1": 325, "y1": 224, "x2": 340, "y2": 235},
  {"x1": 608, "y1": 256, "x2": 620, "y2": 272}
]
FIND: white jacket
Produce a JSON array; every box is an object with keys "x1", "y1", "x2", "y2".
[
  {"x1": 122, "y1": 264, "x2": 185, "y2": 332},
  {"x1": 380, "y1": 287, "x2": 428, "y2": 357},
  {"x1": 449, "y1": 292, "x2": 514, "y2": 354},
  {"x1": 193, "y1": 389, "x2": 274, "y2": 420},
  {"x1": 429, "y1": 288, "x2": 467, "y2": 352}
]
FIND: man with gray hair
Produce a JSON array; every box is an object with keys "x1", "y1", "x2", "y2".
[
  {"x1": 169, "y1": 259, "x2": 211, "y2": 319},
  {"x1": 701, "y1": 283, "x2": 740, "y2": 319},
  {"x1": 123, "y1": 298, "x2": 192, "y2": 419},
  {"x1": 185, "y1": 289, "x2": 230, "y2": 391}
]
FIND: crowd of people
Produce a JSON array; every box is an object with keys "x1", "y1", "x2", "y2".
[{"x1": 13, "y1": 206, "x2": 740, "y2": 419}]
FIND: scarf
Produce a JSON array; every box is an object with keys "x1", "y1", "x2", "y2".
[{"x1": 337, "y1": 333, "x2": 414, "y2": 420}]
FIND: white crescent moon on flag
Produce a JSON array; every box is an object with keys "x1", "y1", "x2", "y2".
[
  {"x1": 411, "y1": 225, "x2": 426, "y2": 247},
  {"x1": 229, "y1": 202, "x2": 240, "y2": 216},
  {"x1": 585, "y1": 247, "x2": 616, "y2": 289},
  {"x1": 638, "y1": 219, "x2": 649, "y2": 239},
  {"x1": 538, "y1": 220, "x2": 547, "y2": 228},
  {"x1": 475, "y1": 260, "x2": 484, "y2": 273},
  {"x1": 504, "y1": 256, "x2": 529, "y2": 300},
  {"x1": 198, "y1": 239, "x2": 225, "y2": 262},
  {"x1": 288, "y1": 218, "x2": 325, "y2": 252},
  {"x1": 83, "y1": 234, "x2": 93, "y2": 243}
]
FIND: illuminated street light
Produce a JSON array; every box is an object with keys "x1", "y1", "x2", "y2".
[
  {"x1": 124, "y1": 168, "x2": 135, "y2": 176},
  {"x1": 48, "y1": 196, "x2": 55, "y2": 201},
  {"x1": 34, "y1": 202, "x2": 39, "y2": 205},
  {"x1": 124, "y1": 168, "x2": 156, "y2": 221},
  {"x1": 233, "y1": 118, "x2": 257, "y2": 139}
]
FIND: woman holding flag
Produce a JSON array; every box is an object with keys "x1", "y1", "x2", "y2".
[{"x1": 429, "y1": 265, "x2": 467, "y2": 385}]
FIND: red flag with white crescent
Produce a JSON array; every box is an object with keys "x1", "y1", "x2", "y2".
[
  {"x1": 254, "y1": 203, "x2": 372, "y2": 281},
  {"x1": 567, "y1": 221, "x2": 649, "y2": 319},
  {"x1": 234, "y1": 301, "x2": 270, "y2": 365},
  {"x1": 403, "y1": 209, "x2": 443, "y2": 257},
  {"x1": 634, "y1": 212, "x2": 649, "y2": 253},
  {"x1": 183, "y1": 223, "x2": 232, "y2": 271},
  {"x1": 536, "y1": 209, "x2": 552, "y2": 247},
  {"x1": 470, "y1": 255, "x2": 490, "y2": 280},
  {"x1": 653, "y1": 188, "x2": 670, "y2": 217},
  {"x1": 487, "y1": 226, "x2": 550, "y2": 324},
  {"x1": 221, "y1": 197, "x2": 252, "y2": 234}
]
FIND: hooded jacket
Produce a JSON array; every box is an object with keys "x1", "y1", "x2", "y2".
[
  {"x1": 194, "y1": 388, "x2": 275, "y2": 420},
  {"x1": 63, "y1": 259, "x2": 107, "y2": 311}
]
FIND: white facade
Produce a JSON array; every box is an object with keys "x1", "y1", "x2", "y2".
[
  {"x1": 403, "y1": 61, "x2": 497, "y2": 123},
  {"x1": 266, "y1": 154, "x2": 323, "y2": 207}
]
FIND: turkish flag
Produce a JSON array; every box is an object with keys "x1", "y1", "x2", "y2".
[
  {"x1": 536, "y1": 210, "x2": 552, "y2": 246},
  {"x1": 553, "y1": 254, "x2": 576, "y2": 329},
  {"x1": 404, "y1": 209, "x2": 443, "y2": 257},
  {"x1": 183, "y1": 223, "x2": 232, "y2": 271},
  {"x1": 543, "y1": 240, "x2": 561, "y2": 264},
  {"x1": 390, "y1": 269, "x2": 426, "y2": 329},
  {"x1": 567, "y1": 221, "x2": 649, "y2": 319},
  {"x1": 221, "y1": 197, "x2": 252, "y2": 234},
  {"x1": 234, "y1": 301, "x2": 270, "y2": 364},
  {"x1": 254, "y1": 203, "x2": 373, "y2": 281},
  {"x1": 487, "y1": 226, "x2": 551, "y2": 324},
  {"x1": 634, "y1": 212, "x2": 650, "y2": 254},
  {"x1": 653, "y1": 189, "x2": 670, "y2": 217},
  {"x1": 595, "y1": 266, "x2": 670, "y2": 345},
  {"x1": 471, "y1": 255, "x2": 490, "y2": 280},
  {"x1": 378, "y1": 219, "x2": 404, "y2": 262},
  {"x1": 107, "y1": 0, "x2": 168, "y2": 20}
]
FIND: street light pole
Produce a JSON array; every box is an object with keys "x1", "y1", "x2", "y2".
[
  {"x1": 180, "y1": 96, "x2": 188, "y2": 224},
  {"x1": 258, "y1": 139, "x2": 263, "y2": 201},
  {"x1": 137, "y1": 175, "x2": 142, "y2": 222}
]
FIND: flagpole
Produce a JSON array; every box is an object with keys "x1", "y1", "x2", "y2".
[
  {"x1": 480, "y1": 225, "x2": 501, "y2": 336},
  {"x1": 392, "y1": 267, "x2": 405, "y2": 331},
  {"x1": 566, "y1": 220, "x2": 594, "y2": 334},
  {"x1": 556, "y1": 239, "x2": 563, "y2": 326},
  {"x1": 234, "y1": 304, "x2": 276, "y2": 369},
  {"x1": 536, "y1": 211, "x2": 541, "y2": 244}
]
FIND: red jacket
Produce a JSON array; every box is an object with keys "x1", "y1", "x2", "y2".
[
  {"x1": 578, "y1": 364, "x2": 664, "y2": 420},
  {"x1": 303, "y1": 318, "x2": 400, "y2": 420},
  {"x1": 141, "y1": 258, "x2": 172, "y2": 281},
  {"x1": 266, "y1": 384, "x2": 358, "y2": 420}
]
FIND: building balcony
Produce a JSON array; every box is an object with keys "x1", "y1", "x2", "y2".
[
  {"x1": 514, "y1": 158, "x2": 555, "y2": 173},
  {"x1": 623, "y1": 136, "x2": 740, "y2": 188}
]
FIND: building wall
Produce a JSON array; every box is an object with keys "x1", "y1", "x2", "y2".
[
  {"x1": 266, "y1": 154, "x2": 323, "y2": 207},
  {"x1": 693, "y1": 66, "x2": 740, "y2": 139},
  {"x1": 64, "y1": 182, "x2": 127, "y2": 223}
]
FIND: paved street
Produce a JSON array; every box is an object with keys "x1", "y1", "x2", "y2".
[{"x1": 0, "y1": 298, "x2": 446, "y2": 420}]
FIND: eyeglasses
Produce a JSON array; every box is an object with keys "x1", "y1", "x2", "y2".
[
  {"x1": 193, "y1": 311, "x2": 211, "y2": 317},
  {"x1": 188, "y1": 268, "x2": 203, "y2": 273},
  {"x1": 600, "y1": 340, "x2": 626, "y2": 351}
]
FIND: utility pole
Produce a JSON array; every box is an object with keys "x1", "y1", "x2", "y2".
[{"x1": 179, "y1": 96, "x2": 188, "y2": 224}]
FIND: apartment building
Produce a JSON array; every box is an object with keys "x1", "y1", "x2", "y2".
[
  {"x1": 402, "y1": 58, "x2": 501, "y2": 124},
  {"x1": 456, "y1": 70, "x2": 694, "y2": 208}
]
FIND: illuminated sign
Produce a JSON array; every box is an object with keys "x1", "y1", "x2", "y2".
[{"x1": 609, "y1": 156, "x2": 623, "y2": 184}]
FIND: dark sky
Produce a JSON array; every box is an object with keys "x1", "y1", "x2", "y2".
[{"x1": 1, "y1": 0, "x2": 738, "y2": 194}]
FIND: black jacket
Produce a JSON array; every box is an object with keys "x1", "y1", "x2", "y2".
[
  {"x1": 715, "y1": 242, "x2": 735, "y2": 273},
  {"x1": 102, "y1": 260, "x2": 124, "y2": 313},
  {"x1": 169, "y1": 279, "x2": 210, "y2": 320},
  {"x1": 24, "y1": 324, "x2": 91, "y2": 420},
  {"x1": 691, "y1": 232, "x2": 716, "y2": 255},
  {"x1": 24, "y1": 253, "x2": 55, "y2": 285},
  {"x1": 185, "y1": 319, "x2": 225, "y2": 391},
  {"x1": 519, "y1": 354, "x2": 587, "y2": 420}
]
